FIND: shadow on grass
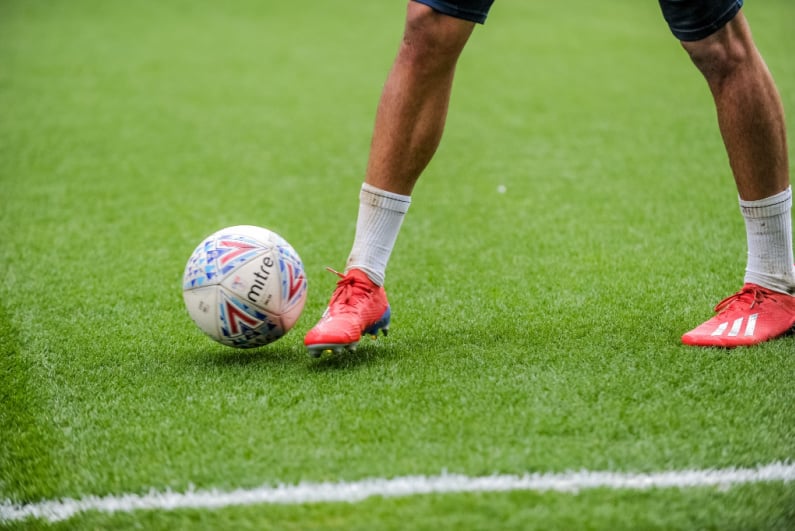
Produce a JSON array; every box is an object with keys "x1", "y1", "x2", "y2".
[
  {"x1": 179, "y1": 333, "x2": 399, "y2": 372},
  {"x1": 307, "y1": 341, "x2": 398, "y2": 372},
  {"x1": 186, "y1": 344, "x2": 302, "y2": 369}
]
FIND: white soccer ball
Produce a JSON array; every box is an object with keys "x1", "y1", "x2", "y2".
[{"x1": 182, "y1": 225, "x2": 308, "y2": 348}]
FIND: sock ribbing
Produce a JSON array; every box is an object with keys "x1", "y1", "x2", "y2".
[
  {"x1": 740, "y1": 186, "x2": 795, "y2": 295},
  {"x1": 345, "y1": 183, "x2": 411, "y2": 286}
]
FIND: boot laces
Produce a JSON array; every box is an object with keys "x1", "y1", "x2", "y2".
[
  {"x1": 326, "y1": 267, "x2": 374, "y2": 314},
  {"x1": 714, "y1": 285, "x2": 768, "y2": 314}
]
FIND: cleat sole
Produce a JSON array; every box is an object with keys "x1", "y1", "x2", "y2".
[
  {"x1": 306, "y1": 342, "x2": 359, "y2": 358},
  {"x1": 306, "y1": 307, "x2": 391, "y2": 357}
]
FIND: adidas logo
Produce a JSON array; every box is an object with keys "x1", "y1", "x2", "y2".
[{"x1": 711, "y1": 314, "x2": 759, "y2": 337}]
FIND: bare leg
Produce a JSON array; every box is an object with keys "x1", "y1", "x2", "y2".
[
  {"x1": 679, "y1": 11, "x2": 794, "y2": 347},
  {"x1": 365, "y1": 2, "x2": 476, "y2": 195},
  {"x1": 304, "y1": 4, "x2": 478, "y2": 353},
  {"x1": 681, "y1": 11, "x2": 789, "y2": 200}
]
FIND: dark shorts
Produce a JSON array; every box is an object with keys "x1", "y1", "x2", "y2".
[
  {"x1": 413, "y1": 0, "x2": 743, "y2": 38},
  {"x1": 659, "y1": 0, "x2": 744, "y2": 41},
  {"x1": 411, "y1": 0, "x2": 495, "y2": 24}
]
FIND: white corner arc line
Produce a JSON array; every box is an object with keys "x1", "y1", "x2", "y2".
[{"x1": 1, "y1": 461, "x2": 793, "y2": 523}]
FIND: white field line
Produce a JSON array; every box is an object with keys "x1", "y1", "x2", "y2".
[{"x1": 1, "y1": 461, "x2": 793, "y2": 523}]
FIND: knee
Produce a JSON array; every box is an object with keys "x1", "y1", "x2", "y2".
[
  {"x1": 683, "y1": 38, "x2": 747, "y2": 82},
  {"x1": 397, "y1": 3, "x2": 473, "y2": 75},
  {"x1": 681, "y1": 18, "x2": 753, "y2": 85}
]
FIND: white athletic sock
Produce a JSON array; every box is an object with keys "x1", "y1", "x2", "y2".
[
  {"x1": 740, "y1": 186, "x2": 795, "y2": 295},
  {"x1": 345, "y1": 183, "x2": 411, "y2": 286}
]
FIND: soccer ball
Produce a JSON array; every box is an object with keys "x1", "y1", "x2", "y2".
[{"x1": 182, "y1": 225, "x2": 308, "y2": 348}]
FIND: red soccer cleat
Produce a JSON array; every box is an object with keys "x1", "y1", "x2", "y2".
[
  {"x1": 304, "y1": 268, "x2": 391, "y2": 357},
  {"x1": 682, "y1": 283, "x2": 795, "y2": 347}
]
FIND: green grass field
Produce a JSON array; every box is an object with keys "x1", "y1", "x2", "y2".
[{"x1": 1, "y1": 0, "x2": 794, "y2": 529}]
